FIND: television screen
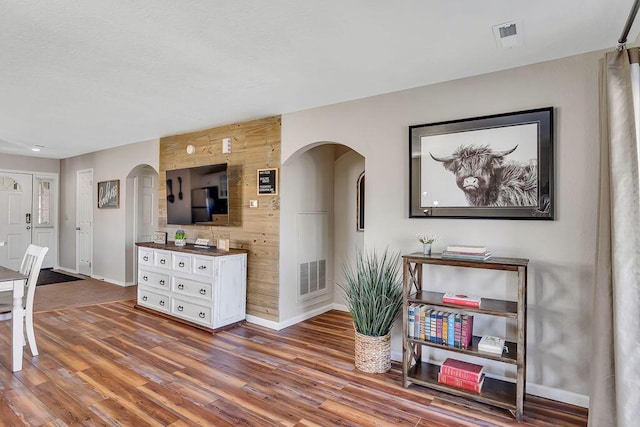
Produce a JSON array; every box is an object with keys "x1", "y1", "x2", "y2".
[{"x1": 166, "y1": 163, "x2": 229, "y2": 226}]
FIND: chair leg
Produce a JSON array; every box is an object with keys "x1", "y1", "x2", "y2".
[{"x1": 25, "y1": 311, "x2": 38, "y2": 356}]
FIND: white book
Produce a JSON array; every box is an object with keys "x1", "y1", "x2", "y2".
[
  {"x1": 446, "y1": 244, "x2": 488, "y2": 254},
  {"x1": 478, "y1": 335, "x2": 506, "y2": 355}
]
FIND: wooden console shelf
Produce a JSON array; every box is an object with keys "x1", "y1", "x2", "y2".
[{"x1": 402, "y1": 253, "x2": 528, "y2": 422}]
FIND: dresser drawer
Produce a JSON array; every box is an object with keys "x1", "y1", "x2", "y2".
[
  {"x1": 172, "y1": 253, "x2": 191, "y2": 274},
  {"x1": 138, "y1": 287, "x2": 170, "y2": 313},
  {"x1": 138, "y1": 248, "x2": 154, "y2": 266},
  {"x1": 192, "y1": 256, "x2": 215, "y2": 277},
  {"x1": 138, "y1": 270, "x2": 170, "y2": 290},
  {"x1": 171, "y1": 297, "x2": 212, "y2": 326},
  {"x1": 172, "y1": 276, "x2": 213, "y2": 301},
  {"x1": 154, "y1": 250, "x2": 172, "y2": 269}
]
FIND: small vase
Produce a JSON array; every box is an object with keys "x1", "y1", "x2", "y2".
[{"x1": 423, "y1": 243, "x2": 432, "y2": 255}]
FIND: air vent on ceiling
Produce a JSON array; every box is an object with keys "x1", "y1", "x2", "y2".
[{"x1": 492, "y1": 20, "x2": 523, "y2": 49}]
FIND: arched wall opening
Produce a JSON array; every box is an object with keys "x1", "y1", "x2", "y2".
[
  {"x1": 279, "y1": 141, "x2": 365, "y2": 324},
  {"x1": 125, "y1": 164, "x2": 159, "y2": 285}
]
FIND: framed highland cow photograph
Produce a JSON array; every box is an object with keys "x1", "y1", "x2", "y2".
[{"x1": 409, "y1": 107, "x2": 554, "y2": 219}]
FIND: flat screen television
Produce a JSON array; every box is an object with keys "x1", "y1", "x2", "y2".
[{"x1": 166, "y1": 163, "x2": 229, "y2": 226}]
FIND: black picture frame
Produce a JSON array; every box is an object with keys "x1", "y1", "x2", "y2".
[
  {"x1": 97, "y1": 179, "x2": 120, "y2": 209},
  {"x1": 409, "y1": 107, "x2": 554, "y2": 220},
  {"x1": 257, "y1": 168, "x2": 278, "y2": 195}
]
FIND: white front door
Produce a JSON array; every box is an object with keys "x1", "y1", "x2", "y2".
[
  {"x1": 0, "y1": 173, "x2": 33, "y2": 270},
  {"x1": 76, "y1": 169, "x2": 93, "y2": 276}
]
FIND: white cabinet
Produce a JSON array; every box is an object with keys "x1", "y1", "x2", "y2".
[{"x1": 136, "y1": 243, "x2": 247, "y2": 330}]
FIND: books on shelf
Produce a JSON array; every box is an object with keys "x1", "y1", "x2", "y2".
[
  {"x1": 445, "y1": 244, "x2": 487, "y2": 254},
  {"x1": 406, "y1": 305, "x2": 473, "y2": 349},
  {"x1": 438, "y1": 372, "x2": 485, "y2": 392},
  {"x1": 440, "y1": 358, "x2": 484, "y2": 382},
  {"x1": 478, "y1": 335, "x2": 506, "y2": 355},
  {"x1": 442, "y1": 244, "x2": 491, "y2": 261},
  {"x1": 441, "y1": 250, "x2": 492, "y2": 261},
  {"x1": 442, "y1": 293, "x2": 481, "y2": 308}
]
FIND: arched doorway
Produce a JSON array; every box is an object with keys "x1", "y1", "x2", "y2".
[
  {"x1": 279, "y1": 142, "x2": 364, "y2": 324},
  {"x1": 125, "y1": 164, "x2": 158, "y2": 285}
]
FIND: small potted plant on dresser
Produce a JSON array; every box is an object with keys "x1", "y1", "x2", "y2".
[{"x1": 338, "y1": 248, "x2": 403, "y2": 373}]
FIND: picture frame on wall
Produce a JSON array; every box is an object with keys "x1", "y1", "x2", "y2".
[
  {"x1": 97, "y1": 179, "x2": 120, "y2": 209},
  {"x1": 257, "y1": 168, "x2": 278, "y2": 195},
  {"x1": 409, "y1": 107, "x2": 554, "y2": 220}
]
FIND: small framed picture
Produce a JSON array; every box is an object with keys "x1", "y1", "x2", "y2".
[
  {"x1": 217, "y1": 238, "x2": 230, "y2": 251},
  {"x1": 153, "y1": 231, "x2": 168, "y2": 244},
  {"x1": 257, "y1": 168, "x2": 278, "y2": 195},
  {"x1": 97, "y1": 179, "x2": 120, "y2": 209}
]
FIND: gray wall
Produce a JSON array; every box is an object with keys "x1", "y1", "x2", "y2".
[
  {"x1": 59, "y1": 139, "x2": 159, "y2": 284},
  {"x1": 281, "y1": 50, "x2": 602, "y2": 405},
  {"x1": 0, "y1": 153, "x2": 60, "y2": 173}
]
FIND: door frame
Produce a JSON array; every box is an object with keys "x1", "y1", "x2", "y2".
[{"x1": 76, "y1": 168, "x2": 93, "y2": 275}]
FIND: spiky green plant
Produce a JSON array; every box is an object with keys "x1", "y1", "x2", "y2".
[{"x1": 338, "y1": 248, "x2": 404, "y2": 337}]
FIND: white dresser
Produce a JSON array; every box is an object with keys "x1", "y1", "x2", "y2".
[{"x1": 135, "y1": 242, "x2": 247, "y2": 330}]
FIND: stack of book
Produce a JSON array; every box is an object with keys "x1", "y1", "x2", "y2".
[
  {"x1": 442, "y1": 292, "x2": 481, "y2": 308},
  {"x1": 407, "y1": 304, "x2": 474, "y2": 348},
  {"x1": 441, "y1": 244, "x2": 491, "y2": 261},
  {"x1": 438, "y1": 358, "x2": 485, "y2": 392}
]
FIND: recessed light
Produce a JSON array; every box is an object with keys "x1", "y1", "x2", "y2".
[{"x1": 31, "y1": 147, "x2": 41, "y2": 152}]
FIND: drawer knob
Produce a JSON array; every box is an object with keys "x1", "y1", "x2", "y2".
[
  {"x1": 143, "y1": 256, "x2": 149, "y2": 261},
  {"x1": 199, "y1": 288, "x2": 207, "y2": 295},
  {"x1": 177, "y1": 305, "x2": 183, "y2": 311},
  {"x1": 159, "y1": 280, "x2": 165, "y2": 286},
  {"x1": 178, "y1": 283, "x2": 184, "y2": 290},
  {"x1": 143, "y1": 276, "x2": 148, "y2": 281},
  {"x1": 199, "y1": 312, "x2": 205, "y2": 318},
  {"x1": 179, "y1": 261, "x2": 185, "y2": 267},
  {"x1": 160, "y1": 300, "x2": 165, "y2": 306},
  {"x1": 198, "y1": 265, "x2": 207, "y2": 270},
  {"x1": 142, "y1": 295, "x2": 148, "y2": 301},
  {"x1": 160, "y1": 259, "x2": 166, "y2": 264}
]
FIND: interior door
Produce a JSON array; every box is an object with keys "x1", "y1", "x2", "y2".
[
  {"x1": 76, "y1": 169, "x2": 93, "y2": 276},
  {"x1": 0, "y1": 173, "x2": 33, "y2": 270},
  {"x1": 137, "y1": 174, "x2": 155, "y2": 243}
]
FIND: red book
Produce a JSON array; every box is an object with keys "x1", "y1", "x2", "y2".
[
  {"x1": 442, "y1": 293, "x2": 481, "y2": 308},
  {"x1": 440, "y1": 358, "x2": 484, "y2": 382},
  {"x1": 438, "y1": 372, "x2": 485, "y2": 392},
  {"x1": 461, "y1": 314, "x2": 474, "y2": 348}
]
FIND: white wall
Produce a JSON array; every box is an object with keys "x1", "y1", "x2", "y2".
[
  {"x1": 279, "y1": 144, "x2": 337, "y2": 323},
  {"x1": 59, "y1": 139, "x2": 159, "y2": 285},
  {"x1": 333, "y1": 150, "x2": 365, "y2": 305},
  {"x1": 281, "y1": 50, "x2": 602, "y2": 403}
]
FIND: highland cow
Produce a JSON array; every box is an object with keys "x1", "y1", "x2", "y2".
[{"x1": 430, "y1": 144, "x2": 539, "y2": 207}]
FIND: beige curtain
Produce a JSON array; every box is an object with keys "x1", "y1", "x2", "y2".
[{"x1": 590, "y1": 49, "x2": 640, "y2": 427}]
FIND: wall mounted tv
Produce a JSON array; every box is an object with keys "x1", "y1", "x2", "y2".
[{"x1": 166, "y1": 163, "x2": 229, "y2": 226}]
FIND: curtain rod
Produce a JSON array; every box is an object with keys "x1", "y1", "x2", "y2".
[{"x1": 618, "y1": 0, "x2": 640, "y2": 50}]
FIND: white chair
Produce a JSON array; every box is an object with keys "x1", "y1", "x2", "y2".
[{"x1": 0, "y1": 244, "x2": 49, "y2": 356}]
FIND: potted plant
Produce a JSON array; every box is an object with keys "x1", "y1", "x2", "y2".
[
  {"x1": 338, "y1": 248, "x2": 403, "y2": 373},
  {"x1": 416, "y1": 233, "x2": 437, "y2": 255}
]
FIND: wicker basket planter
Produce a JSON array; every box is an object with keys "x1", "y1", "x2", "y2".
[{"x1": 354, "y1": 330, "x2": 391, "y2": 373}]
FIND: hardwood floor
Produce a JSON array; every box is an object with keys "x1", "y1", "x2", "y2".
[{"x1": 0, "y1": 283, "x2": 587, "y2": 426}]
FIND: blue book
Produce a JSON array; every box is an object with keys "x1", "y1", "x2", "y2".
[
  {"x1": 447, "y1": 312, "x2": 456, "y2": 346},
  {"x1": 408, "y1": 304, "x2": 415, "y2": 338}
]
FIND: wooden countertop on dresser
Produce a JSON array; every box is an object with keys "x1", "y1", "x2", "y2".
[{"x1": 136, "y1": 242, "x2": 246, "y2": 257}]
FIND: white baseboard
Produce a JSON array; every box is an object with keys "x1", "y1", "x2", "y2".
[
  {"x1": 526, "y1": 383, "x2": 589, "y2": 408},
  {"x1": 332, "y1": 303, "x2": 348, "y2": 312},
  {"x1": 246, "y1": 303, "x2": 337, "y2": 331},
  {"x1": 55, "y1": 266, "x2": 79, "y2": 275},
  {"x1": 89, "y1": 274, "x2": 127, "y2": 287}
]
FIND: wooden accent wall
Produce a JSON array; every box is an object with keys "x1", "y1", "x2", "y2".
[{"x1": 159, "y1": 116, "x2": 280, "y2": 322}]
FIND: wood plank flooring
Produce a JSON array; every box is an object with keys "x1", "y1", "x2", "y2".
[{"x1": 0, "y1": 283, "x2": 587, "y2": 426}]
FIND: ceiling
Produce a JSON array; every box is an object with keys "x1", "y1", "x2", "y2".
[{"x1": 1, "y1": 0, "x2": 638, "y2": 159}]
